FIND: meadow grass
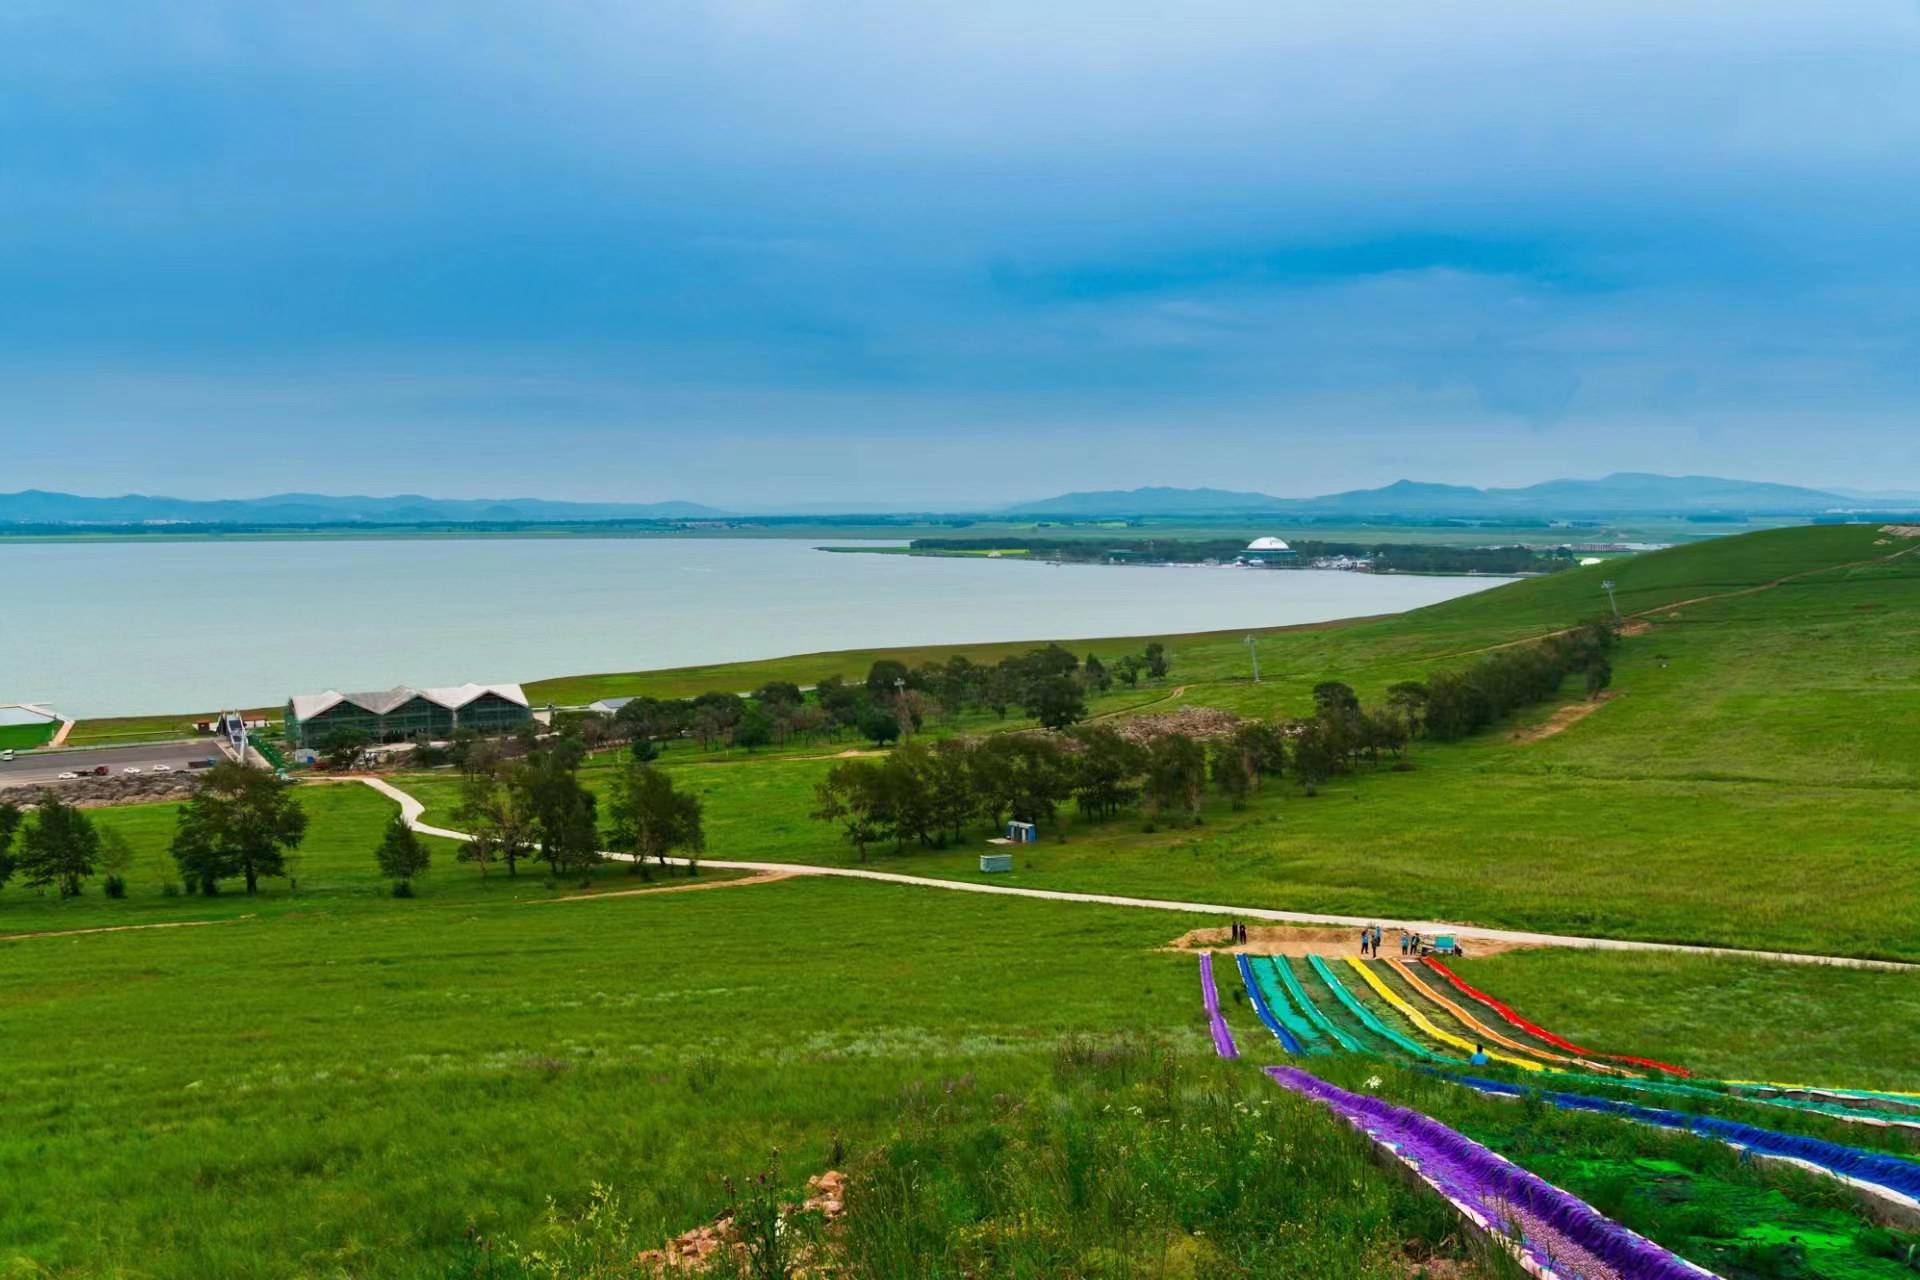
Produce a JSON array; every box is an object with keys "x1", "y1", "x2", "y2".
[
  {"x1": 0, "y1": 873, "x2": 1222, "y2": 1278},
  {"x1": 417, "y1": 524, "x2": 1920, "y2": 959}
]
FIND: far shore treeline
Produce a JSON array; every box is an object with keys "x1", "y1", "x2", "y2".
[{"x1": 903, "y1": 537, "x2": 1576, "y2": 575}]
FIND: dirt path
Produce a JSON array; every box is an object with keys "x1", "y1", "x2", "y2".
[
  {"x1": 355, "y1": 777, "x2": 1919, "y2": 972},
  {"x1": 1511, "y1": 692, "x2": 1616, "y2": 744},
  {"x1": 542, "y1": 870, "x2": 794, "y2": 903},
  {"x1": 0, "y1": 916, "x2": 248, "y2": 943}
]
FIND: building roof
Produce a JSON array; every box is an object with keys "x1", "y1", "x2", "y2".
[
  {"x1": 590, "y1": 696, "x2": 635, "y2": 713},
  {"x1": 288, "y1": 682, "x2": 529, "y2": 721},
  {"x1": 1246, "y1": 537, "x2": 1293, "y2": 551}
]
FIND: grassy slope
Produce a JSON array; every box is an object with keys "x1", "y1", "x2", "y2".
[
  {"x1": 0, "y1": 872, "x2": 1217, "y2": 1278},
  {"x1": 439, "y1": 526, "x2": 1920, "y2": 958}
]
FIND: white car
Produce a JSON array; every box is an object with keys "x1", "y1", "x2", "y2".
[
  {"x1": 57, "y1": 771, "x2": 79, "y2": 780},
  {"x1": 122, "y1": 766, "x2": 143, "y2": 775},
  {"x1": 150, "y1": 764, "x2": 173, "y2": 774}
]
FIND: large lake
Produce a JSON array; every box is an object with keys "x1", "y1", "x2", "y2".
[{"x1": 4, "y1": 539, "x2": 1510, "y2": 717}]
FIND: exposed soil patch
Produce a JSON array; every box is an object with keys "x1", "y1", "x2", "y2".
[
  {"x1": 1882, "y1": 525, "x2": 1920, "y2": 539},
  {"x1": 1165, "y1": 923, "x2": 1540, "y2": 958},
  {"x1": 542, "y1": 870, "x2": 793, "y2": 903},
  {"x1": 638, "y1": 1170, "x2": 845, "y2": 1275},
  {"x1": 1511, "y1": 691, "x2": 1616, "y2": 744}
]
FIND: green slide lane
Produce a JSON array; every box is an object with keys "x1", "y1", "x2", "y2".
[
  {"x1": 1266, "y1": 957, "x2": 1363, "y2": 1053},
  {"x1": 1249, "y1": 957, "x2": 1329, "y2": 1054},
  {"x1": 1308, "y1": 954, "x2": 1457, "y2": 1063}
]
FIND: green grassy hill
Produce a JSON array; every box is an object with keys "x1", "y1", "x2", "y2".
[{"x1": 480, "y1": 524, "x2": 1920, "y2": 957}]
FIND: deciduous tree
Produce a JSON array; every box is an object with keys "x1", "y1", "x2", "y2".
[
  {"x1": 608, "y1": 762, "x2": 706, "y2": 877},
  {"x1": 170, "y1": 763, "x2": 309, "y2": 895},
  {"x1": 374, "y1": 815, "x2": 430, "y2": 894},
  {"x1": 18, "y1": 791, "x2": 99, "y2": 898}
]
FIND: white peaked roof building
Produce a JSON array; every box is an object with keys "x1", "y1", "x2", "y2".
[
  {"x1": 284, "y1": 682, "x2": 532, "y2": 745},
  {"x1": 1245, "y1": 537, "x2": 1292, "y2": 553},
  {"x1": 287, "y1": 682, "x2": 530, "y2": 721}
]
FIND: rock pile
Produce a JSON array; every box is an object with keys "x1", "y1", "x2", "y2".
[
  {"x1": 9, "y1": 771, "x2": 201, "y2": 810},
  {"x1": 636, "y1": 1170, "x2": 847, "y2": 1276}
]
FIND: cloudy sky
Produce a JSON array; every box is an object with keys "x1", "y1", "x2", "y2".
[{"x1": 3, "y1": 1, "x2": 1917, "y2": 507}]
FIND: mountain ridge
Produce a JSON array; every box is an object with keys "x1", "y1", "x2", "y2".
[{"x1": 1002, "y1": 473, "x2": 1885, "y2": 518}]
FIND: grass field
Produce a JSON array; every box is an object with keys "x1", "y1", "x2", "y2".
[
  {"x1": 8, "y1": 523, "x2": 1919, "y2": 1276},
  {"x1": 0, "y1": 721, "x2": 59, "y2": 750},
  {"x1": 476, "y1": 525, "x2": 1920, "y2": 959}
]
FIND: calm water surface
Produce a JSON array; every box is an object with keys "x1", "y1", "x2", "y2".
[{"x1": 3, "y1": 539, "x2": 1509, "y2": 716}]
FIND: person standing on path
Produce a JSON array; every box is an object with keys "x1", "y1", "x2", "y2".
[{"x1": 1359, "y1": 927, "x2": 1370, "y2": 956}]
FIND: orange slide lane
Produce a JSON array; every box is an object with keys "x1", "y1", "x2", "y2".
[{"x1": 1386, "y1": 958, "x2": 1632, "y2": 1076}]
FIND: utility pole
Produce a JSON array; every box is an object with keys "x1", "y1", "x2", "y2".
[
  {"x1": 1244, "y1": 634, "x2": 1261, "y2": 683},
  {"x1": 1601, "y1": 579, "x2": 1621, "y2": 622}
]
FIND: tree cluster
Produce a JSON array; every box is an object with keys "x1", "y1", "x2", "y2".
[
  {"x1": 810, "y1": 719, "x2": 1281, "y2": 860},
  {"x1": 0, "y1": 793, "x2": 131, "y2": 899},
  {"x1": 598, "y1": 643, "x2": 1171, "y2": 755},
  {"x1": 905, "y1": 537, "x2": 1576, "y2": 575},
  {"x1": 452, "y1": 738, "x2": 704, "y2": 884}
]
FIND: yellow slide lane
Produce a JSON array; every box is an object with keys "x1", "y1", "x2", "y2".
[
  {"x1": 1387, "y1": 958, "x2": 1626, "y2": 1075},
  {"x1": 1343, "y1": 957, "x2": 1544, "y2": 1073}
]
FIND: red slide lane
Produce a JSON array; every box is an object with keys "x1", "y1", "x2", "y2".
[{"x1": 1420, "y1": 957, "x2": 1691, "y2": 1078}]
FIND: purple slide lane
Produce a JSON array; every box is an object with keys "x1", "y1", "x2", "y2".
[
  {"x1": 1199, "y1": 952, "x2": 1238, "y2": 1059},
  {"x1": 1264, "y1": 1067, "x2": 1716, "y2": 1280}
]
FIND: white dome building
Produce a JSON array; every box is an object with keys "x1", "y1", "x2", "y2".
[{"x1": 1239, "y1": 536, "x2": 1297, "y2": 565}]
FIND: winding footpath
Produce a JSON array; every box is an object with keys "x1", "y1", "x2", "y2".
[{"x1": 358, "y1": 776, "x2": 1917, "y2": 974}]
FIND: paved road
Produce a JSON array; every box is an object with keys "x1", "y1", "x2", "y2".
[
  {"x1": 0, "y1": 740, "x2": 221, "y2": 790},
  {"x1": 357, "y1": 777, "x2": 1917, "y2": 974}
]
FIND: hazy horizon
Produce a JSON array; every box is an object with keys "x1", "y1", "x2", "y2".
[{"x1": 5, "y1": 2, "x2": 1918, "y2": 503}]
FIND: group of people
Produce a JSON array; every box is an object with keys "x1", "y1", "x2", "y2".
[{"x1": 1358, "y1": 925, "x2": 1429, "y2": 957}]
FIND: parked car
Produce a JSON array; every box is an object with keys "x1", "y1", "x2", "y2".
[
  {"x1": 123, "y1": 766, "x2": 143, "y2": 775},
  {"x1": 1, "y1": 749, "x2": 14, "y2": 761},
  {"x1": 150, "y1": 764, "x2": 173, "y2": 773},
  {"x1": 57, "y1": 771, "x2": 79, "y2": 780}
]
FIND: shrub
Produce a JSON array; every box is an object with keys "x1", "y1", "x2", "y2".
[
  {"x1": 392, "y1": 880, "x2": 414, "y2": 898},
  {"x1": 104, "y1": 875, "x2": 126, "y2": 898}
]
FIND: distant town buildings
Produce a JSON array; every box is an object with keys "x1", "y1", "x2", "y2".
[{"x1": 284, "y1": 682, "x2": 531, "y2": 746}]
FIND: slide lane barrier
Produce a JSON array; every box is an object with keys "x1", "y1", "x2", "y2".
[
  {"x1": 1270, "y1": 956, "x2": 1367, "y2": 1054},
  {"x1": 1388, "y1": 958, "x2": 1626, "y2": 1075},
  {"x1": 1724, "y1": 1081, "x2": 1920, "y2": 1117},
  {"x1": 1199, "y1": 952, "x2": 1238, "y2": 1060},
  {"x1": 1525, "y1": 1065, "x2": 1920, "y2": 1135},
  {"x1": 1235, "y1": 953, "x2": 1305, "y2": 1054},
  {"x1": 1422, "y1": 956, "x2": 1690, "y2": 1078},
  {"x1": 1308, "y1": 955, "x2": 1451, "y2": 1062},
  {"x1": 1264, "y1": 1066, "x2": 1717, "y2": 1280},
  {"x1": 1448, "y1": 1075, "x2": 1920, "y2": 1230},
  {"x1": 1346, "y1": 957, "x2": 1545, "y2": 1074}
]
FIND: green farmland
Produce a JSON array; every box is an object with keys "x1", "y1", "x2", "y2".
[{"x1": 5, "y1": 523, "x2": 1919, "y2": 1277}]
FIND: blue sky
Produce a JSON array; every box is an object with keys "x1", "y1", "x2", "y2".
[{"x1": 3, "y1": 1, "x2": 1917, "y2": 507}]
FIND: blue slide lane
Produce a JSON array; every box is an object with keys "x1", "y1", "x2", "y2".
[
  {"x1": 1235, "y1": 953, "x2": 1304, "y2": 1054},
  {"x1": 1450, "y1": 1075, "x2": 1920, "y2": 1202}
]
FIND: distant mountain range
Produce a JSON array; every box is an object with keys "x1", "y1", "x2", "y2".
[
  {"x1": 0, "y1": 490, "x2": 729, "y2": 525},
  {"x1": 3, "y1": 472, "x2": 1910, "y2": 528},
  {"x1": 1003, "y1": 474, "x2": 1900, "y2": 518}
]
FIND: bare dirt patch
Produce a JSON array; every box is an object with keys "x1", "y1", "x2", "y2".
[
  {"x1": 541, "y1": 870, "x2": 793, "y2": 903},
  {"x1": 1882, "y1": 525, "x2": 1920, "y2": 539},
  {"x1": 1510, "y1": 691, "x2": 1616, "y2": 744},
  {"x1": 1165, "y1": 923, "x2": 1540, "y2": 959}
]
